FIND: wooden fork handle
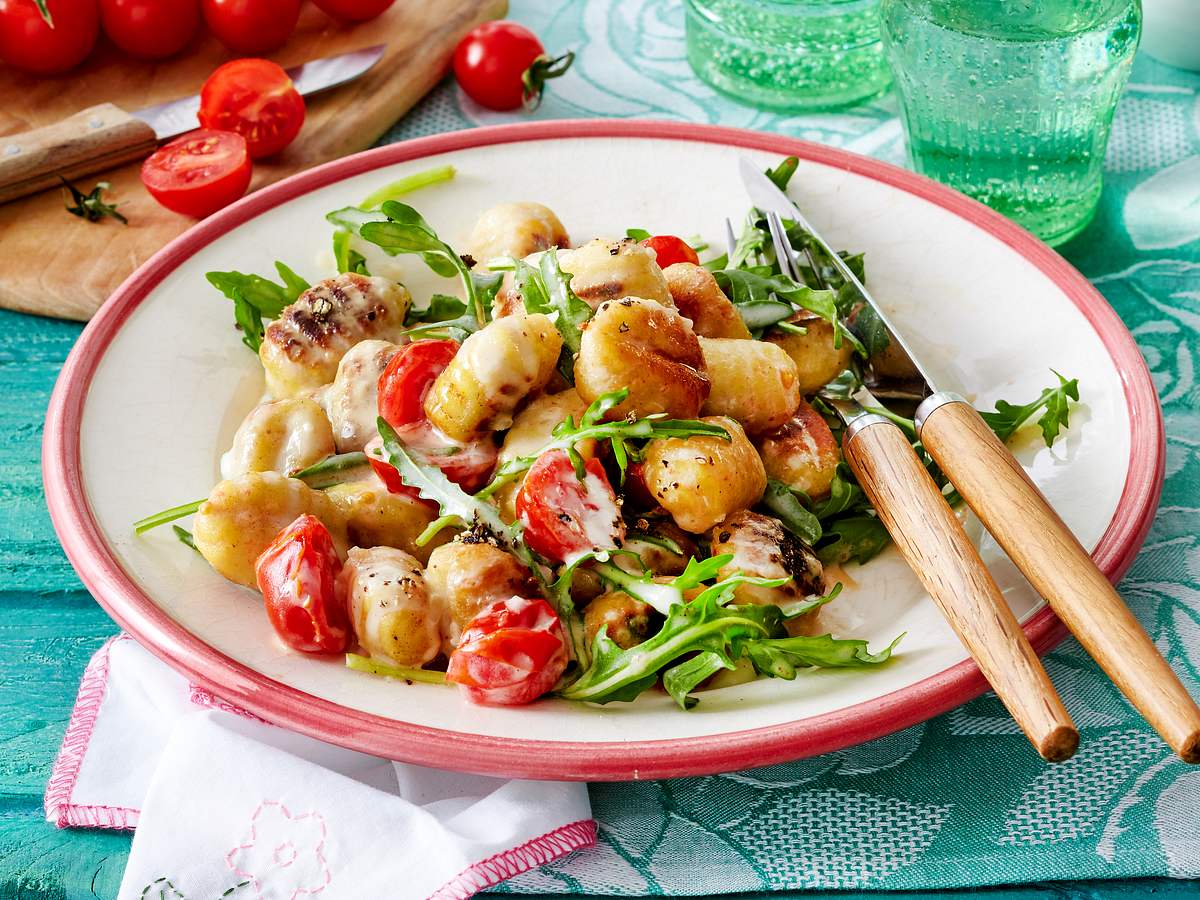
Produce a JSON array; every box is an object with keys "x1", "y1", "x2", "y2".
[
  {"x1": 0, "y1": 103, "x2": 157, "y2": 204},
  {"x1": 843, "y1": 417, "x2": 1079, "y2": 762},
  {"x1": 919, "y1": 396, "x2": 1200, "y2": 763}
]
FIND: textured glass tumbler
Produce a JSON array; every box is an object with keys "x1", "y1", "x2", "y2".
[
  {"x1": 685, "y1": 0, "x2": 893, "y2": 111},
  {"x1": 881, "y1": 0, "x2": 1141, "y2": 246}
]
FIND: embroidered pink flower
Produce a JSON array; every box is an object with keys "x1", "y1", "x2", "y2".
[{"x1": 226, "y1": 801, "x2": 331, "y2": 898}]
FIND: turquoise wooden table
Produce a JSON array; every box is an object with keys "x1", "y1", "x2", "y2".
[{"x1": 4, "y1": 0, "x2": 1200, "y2": 895}]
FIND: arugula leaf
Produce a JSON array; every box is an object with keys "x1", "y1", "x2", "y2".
[
  {"x1": 206, "y1": 262, "x2": 309, "y2": 352},
  {"x1": 850, "y1": 302, "x2": 891, "y2": 357},
  {"x1": 766, "y1": 156, "x2": 799, "y2": 191},
  {"x1": 713, "y1": 268, "x2": 863, "y2": 352},
  {"x1": 762, "y1": 479, "x2": 823, "y2": 545},
  {"x1": 662, "y1": 651, "x2": 734, "y2": 710},
  {"x1": 133, "y1": 498, "x2": 205, "y2": 534},
  {"x1": 744, "y1": 632, "x2": 902, "y2": 680},
  {"x1": 172, "y1": 525, "x2": 199, "y2": 553},
  {"x1": 289, "y1": 451, "x2": 369, "y2": 489},
  {"x1": 625, "y1": 227, "x2": 652, "y2": 241},
  {"x1": 980, "y1": 371, "x2": 1081, "y2": 446},
  {"x1": 61, "y1": 178, "x2": 126, "y2": 225},
  {"x1": 816, "y1": 514, "x2": 892, "y2": 566},
  {"x1": 346, "y1": 653, "x2": 448, "y2": 684},
  {"x1": 359, "y1": 165, "x2": 456, "y2": 210},
  {"x1": 810, "y1": 463, "x2": 869, "y2": 520},
  {"x1": 332, "y1": 229, "x2": 370, "y2": 275},
  {"x1": 401, "y1": 291, "x2": 488, "y2": 343}
]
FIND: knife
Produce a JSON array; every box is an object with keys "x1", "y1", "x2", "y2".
[
  {"x1": 741, "y1": 156, "x2": 1200, "y2": 764},
  {"x1": 0, "y1": 44, "x2": 386, "y2": 206}
]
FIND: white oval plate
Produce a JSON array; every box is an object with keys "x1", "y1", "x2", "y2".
[{"x1": 44, "y1": 122, "x2": 1163, "y2": 780}]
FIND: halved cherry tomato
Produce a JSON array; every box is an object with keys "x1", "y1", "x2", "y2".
[
  {"x1": 515, "y1": 449, "x2": 626, "y2": 564},
  {"x1": 452, "y1": 20, "x2": 573, "y2": 111},
  {"x1": 622, "y1": 461, "x2": 657, "y2": 511},
  {"x1": 311, "y1": 0, "x2": 393, "y2": 21},
  {"x1": 255, "y1": 514, "x2": 349, "y2": 654},
  {"x1": 0, "y1": 0, "x2": 98, "y2": 75},
  {"x1": 199, "y1": 58, "x2": 305, "y2": 159},
  {"x1": 363, "y1": 434, "x2": 436, "y2": 509},
  {"x1": 446, "y1": 596, "x2": 567, "y2": 705},
  {"x1": 99, "y1": 0, "x2": 198, "y2": 59},
  {"x1": 140, "y1": 130, "x2": 252, "y2": 218},
  {"x1": 201, "y1": 0, "x2": 299, "y2": 55},
  {"x1": 378, "y1": 339, "x2": 460, "y2": 428},
  {"x1": 641, "y1": 235, "x2": 699, "y2": 269}
]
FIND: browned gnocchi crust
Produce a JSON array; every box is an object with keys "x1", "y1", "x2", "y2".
[
  {"x1": 757, "y1": 398, "x2": 841, "y2": 498},
  {"x1": 340, "y1": 547, "x2": 443, "y2": 667},
  {"x1": 559, "y1": 238, "x2": 673, "y2": 308},
  {"x1": 193, "y1": 472, "x2": 349, "y2": 588},
  {"x1": 584, "y1": 591, "x2": 655, "y2": 650},
  {"x1": 766, "y1": 311, "x2": 855, "y2": 397},
  {"x1": 574, "y1": 297, "x2": 709, "y2": 421},
  {"x1": 259, "y1": 274, "x2": 410, "y2": 398},
  {"x1": 699, "y1": 337, "x2": 801, "y2": 435},
  {"x1": 663, "y1": 263, "x2": 751, "y2": 339},
  {"x1": 222, "y1": 397, "x2": 335, "y2": 479},
  {"x1": 425, "y1": 539, "x2": 536, "y2": 648},
  {"x1": 640, "y1": 416, "x2": 766, "y2": 533},
  {"x1": 424, "y1": 313, "x2": 563, "y2": 441},
  {"x1": 324, "y1": 479, "x2": 447, "y2": 563},
  {"x1": 467, "y1": 201, "x2": 569, "y2": 263}
]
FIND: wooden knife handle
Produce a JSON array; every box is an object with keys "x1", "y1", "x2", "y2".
[
  {"x1": 844, "y1": 417, "x2": 1078, "y2": 762},
  {"x1": 920, "y1": 397, "x2": 1200, "y2": 763},
  {"x1": 0, "y1": 103, "x2": 157, "y2": 204}
]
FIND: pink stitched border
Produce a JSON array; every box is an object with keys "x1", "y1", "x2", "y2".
[
  {"x1": 44, "y1": 634, "x2": 140, "y2": 830},
  {"x1": 428, "y1": 819, "x2": 598, "y2": 900},
  {"x1": 189, "y1": 685, "x2": 266, "y2": 723}
]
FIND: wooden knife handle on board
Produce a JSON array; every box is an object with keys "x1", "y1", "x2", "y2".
[
  {"x1": 843, "y1": 416, "x2": 1080, "y2": 762},
  {"x1": 919, "y1": 396, "x2": 1200, "y2": 763},
  {"x1": 0, "y1": 103, "x2": 157, "y2": 204}
]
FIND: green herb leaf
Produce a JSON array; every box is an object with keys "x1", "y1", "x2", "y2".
[
  {"x1": 332, "y1": 230, "x2": 370, "y2": 275},
  {"x1": 61, "y1": 178, "x2": 126, "y2": 225},
  {"x1": 662, "y1": 651, "x2": 733, "y2": 710},
  {"x1": 359, "y1": 164, "x2": 456, "y2": 210},
  {"x1": 172, "y1": 525, "x2": 199, "y2": 553},
  {"x1": 713, "y1": 268, "x2": 862, "y2": 352},
  {"x1": 816, "y1": 514, "x2": 892, "y2": 566},
  {"x1": 762, "y1": 479, "x2": 823, "y2": 546},
  {"x1": 290, "y1": 451, "x2": 369, "y2": 489},
  {"x1": 206, "y1": 262, "x2": 309, "y2": 353},
  {"x1": 851, "y1": 302, "x2": 891, "y2": 357},
  {"x1": 33, "y1": 0, "x2": 52, "y2": 25},
  {"x1": 346, "y1": 653, "x2": 448, "y2": 684},
  {"x1": 766, "y1": 156, "x2": 799, "y2": 191},
  {"x1": 979, "y1": 371, "x2": 1081, "y2": 446},
  {"x1": 625, "y1": 227, "x2": 651, "y2": 241},
  {"x1": 134, "y1": 498, "x2": 205, "y2": 534},
  {"x1": 744, "y1": 632, "x2": 902, "y2": 680}
]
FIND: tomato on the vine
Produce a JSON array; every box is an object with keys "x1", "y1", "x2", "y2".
[
  {"x1": 515, "y1": 449, "x2": 626, "y2": 564},
  {"x1": 140, "y1": 129, "x2": 252, "y2": 218},
  {"x1": 452, "y1": 20, "x2": 573, "y2": 111},
  {"x1": 641, "y1": 235, "x2": 699, "y2": 269},
  {"x1": 255, "y1": 514, "x2": 349, "y2": 654},
  {"x1": 99, "y1": 0, "x2": 198, "y2": 59},
  {"x1": 0, "y1": 0, "x2": 98, "y2": 74},
  {"x1": 311, "y1": 0, "x2": 393, "y2": 22},
  {"x1": 446, "y1": 596, "x2": 568, "y2": 706},
  {"x1": 199, "y1": 58, "x2": 305, "y2": 159},
  {"x1": 201, "y1": 0, "x2": 299, "y2": 55}
]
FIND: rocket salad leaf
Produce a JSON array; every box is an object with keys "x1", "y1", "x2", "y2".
[{"x1": 980, "y1": 371, "x2": 1081, "y2": 446}]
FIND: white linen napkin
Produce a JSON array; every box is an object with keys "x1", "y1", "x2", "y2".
[{"x1": 45, "y1": 635, "x2": 596, "y2": 899}]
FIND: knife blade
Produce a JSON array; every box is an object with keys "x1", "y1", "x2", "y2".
[
  {"x1": 134, "y1": 44, "x2": 386, "y2": 141},
  {"x1": 0, "y1": 44, "x2": 386, "y2": 206},
  {"x1": 739, "y1": 154, "x2": 1200, "y2": 763}
]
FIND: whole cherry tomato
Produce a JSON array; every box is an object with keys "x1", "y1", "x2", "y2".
[
  {"x1": 515, "y1": 449, "x2": 625, "y2": 564},
  {"x1": 375, "y1": 339, "x2": 498, "y2": 493},
  {"x1": 641, "y1": 235, "x2": 699, "y2": 269},
  {"x1": 140, "y1": 129, "x2": 252, "y2": 218},
  {"x1": 446, "y1": 596, "x2": 567, "y2": 706},
  {"x1": 0, "y1": 0, "x2": 98, "y2": 75},
  {"x1": 199, "y1": 58, "x2": 305, "y2": 159},
  {"x1": 310, "y1": 0, "x2": 393, "y2": 22},
  {"x1": 99, "y1": 0, "x2": 198, "y2": 59},
  {"x1": 452, "y1": 20, "x2": 573, "y2": 111},
  {"x1": 202, "y1": 0, "x2": 299, "y2": 55},
  {"x1": 254, "y1": 514, "x2": 349, "y2": 654}
]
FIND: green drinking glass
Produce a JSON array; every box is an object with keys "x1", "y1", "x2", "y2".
[
  {"x1": 880, "y1": 0, "x2": 1141, "y2": 246},
  {"x1": 685, "y1": 0, "x2": 893, "y2": 111}
]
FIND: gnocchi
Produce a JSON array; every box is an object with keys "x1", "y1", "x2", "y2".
[
  {"x1": 340, "y1": 547, "x2": 443, "y2": 667},
  {"x1": 467, "y1": 201, "x2": 569, "y2": 264},
  {"x1": 663, "y1": 263, "x2": 751, "y2": 339},
  {"x1": 494, "y1": 389, "x2": 592, "y2": 521},
  {"x1": 757, "y1": 398, "x2": 840, "y2": 498},
  {"x1": 558, "y1": 238, "x2": 673, "y2": 308},
  {"x1": 221, "y1": 397, "x2": 335, "y2": 480},
  {"x1": 424, "y1": 538, "x2": 536, "y2": 648},
  {"x1": 319, "y1": 340, "x2": 400, "y2": 452},
  {"x1": 584, "y1": 591, "x2": 655, "y2": 650},
  {"x1": 766, "y1": 311, "x2": 854, "y2": 397},
  {"x1": 699, "y1": 337, "x2": 801, "y2": 435},
  {"x1": 324, "y1": 479, "x2": 447, "y2": 563}
]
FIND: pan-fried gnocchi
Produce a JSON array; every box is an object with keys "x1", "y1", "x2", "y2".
[
  {"x1": 424, "y1": 313, "x2": 562, "y2": 440},
  {"x1": 193, "y1": 472, "x2": 348, "y2": 587},
  {"x1": 260, "y1": 274, "x2": 411, "y2": 398},
  {"x1": 699, "y1": 337, "x2": 801, "y2": 435},
  {"x1": 164, "y1": 177, "x2": 913, "y2": 710},
  {"x1": 575, "y1": 297, "x2": 709, "y2": 420}
]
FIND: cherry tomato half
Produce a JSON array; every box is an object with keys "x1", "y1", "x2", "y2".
[
  {"x1": 99, "y1": 0, "x2": 198, "y2": 59},
  {"x1": 446, "y1": 596, "x2": 567, "y2": 706},
  {"x1": 255, "y1": 514, "x2": 349, "y2": 654},
  {"x1": 201, "y1": 0, "x2": 299, "y2": 55},
  {"x1": 199, "y1": 58, "x2": 305, "y2": 159},
  {"x1": 311, "y1": 0, "x2": 393, "y2": 22},
  {"x1": 641, "y1": 235, "x2": 699, "y2": 269},
  {"x1": 452, "y1": 20, "x2": 573, "y2": 111},
  {"x1": 0, "y1": 0, "x2": 98, "y2": 75},
  {"x1": 515, "y1": 449, "x2": 626, "y2": 564},
  {"x1": 140, "y1": 129, "x2": 252, "y2": 218}
]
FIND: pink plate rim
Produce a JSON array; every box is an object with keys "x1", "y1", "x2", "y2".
[{"x1": 42, "y1": 120, "x2": 1165, "y2": 781}]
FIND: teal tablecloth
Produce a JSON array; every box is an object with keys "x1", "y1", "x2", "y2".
[{"x1": 4, "y1": 1, "x2": 1200, "y2": 896}]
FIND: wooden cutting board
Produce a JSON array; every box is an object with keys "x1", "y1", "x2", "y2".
[{"x1": 0, "y1": 0, "x2": 506, "y2": 322}]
